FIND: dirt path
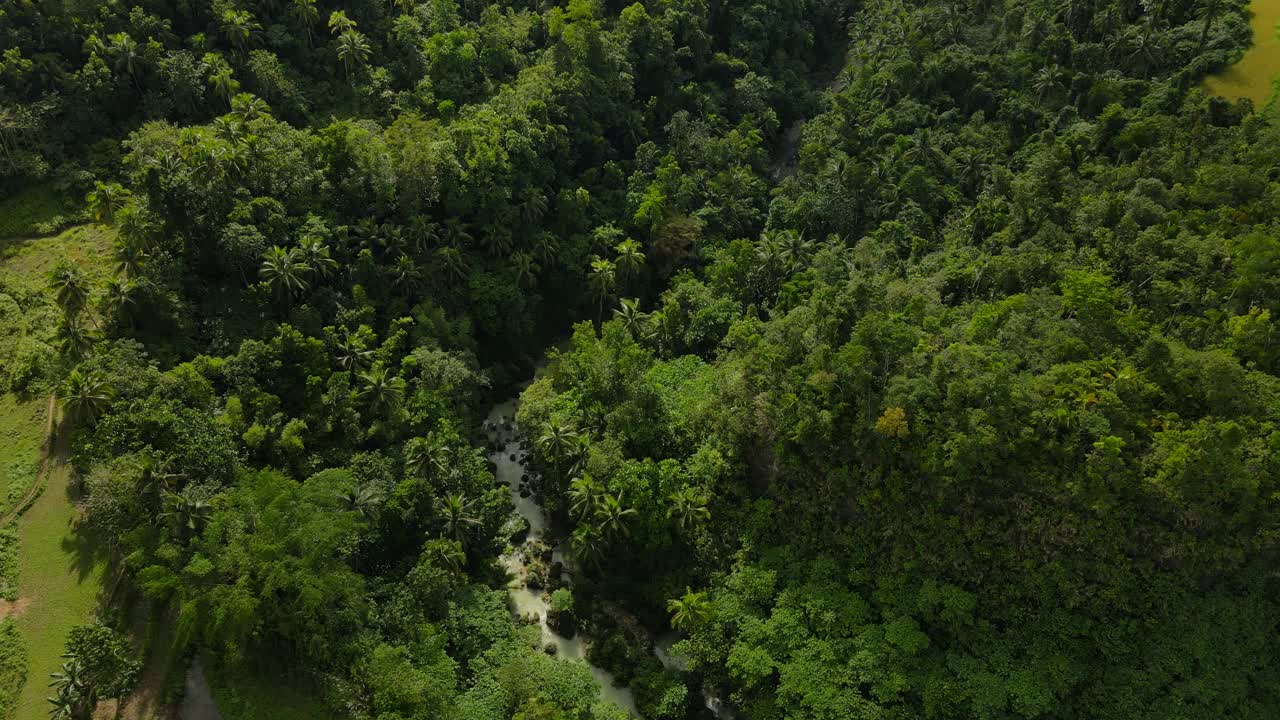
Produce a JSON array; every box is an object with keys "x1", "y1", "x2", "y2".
[{"x1": 0, "y1": 395, "x2": 56, "y2": 528}]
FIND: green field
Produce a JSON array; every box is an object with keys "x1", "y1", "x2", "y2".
[
  {"x1": 0, "y1": 218, "x2": 113, "y2": 720},
  {"x1": 1205, "y1": 0, "x2": 1280, "y2": 106},
  {"x1": 0, "y1": 397, "x2": 44, "y2": 529}
]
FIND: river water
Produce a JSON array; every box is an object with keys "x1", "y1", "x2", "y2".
[
  {"x1": 486, "y1": 400, "x2": 642, "y2": 716},
  {"x1": 485, "y1": 397, "x2": 733, "y2": 719}
]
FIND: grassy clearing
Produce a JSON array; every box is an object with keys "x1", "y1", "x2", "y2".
[
  {"x1": 0, "y1": 187, "x2": 71, "y2": 241},
  {"x1": 0, "y1": 397, "x2": 46, "y2": 524},
  {"x1": 0, "y1": 223, "x2": 116, "y2": 294},
  {"x1": 1205, "y1": 0, "x2": 1280, "y2": 107},
  {"x1": 11, "y1": 444, "x2": 108, "y2": 720},
  {"x1": 0, "y1": 224, "x2": 113, "y2": 720}
]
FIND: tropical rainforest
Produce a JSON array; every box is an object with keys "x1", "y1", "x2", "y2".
[{"x1": 1, "y1": 0, "x2": 1278, "y2": 718}]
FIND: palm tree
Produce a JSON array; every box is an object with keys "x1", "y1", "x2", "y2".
[
  {"x1": 212, "y1": 116, "x2": 245, "y2": 145},
  {"x1": 667, "y1": 486, "x2": 710, "y2": 533},
  {"x1": 537, "y1": 420, "x2": 578, "y2": 482},
  {"x1": 85, "y1": 181, "x2": 130, "y2": 224},
  {"x1": 335, "y1": 30, "x2": 371, "y2": 79},
  {"x1": 259, "y1": 245, "x2": 311, "y2": 304},
  {"x1": 613, "y1": 298, "x2": 647, "y2": 337},
  {"x1": 434, "y1": 493, "x2": 480, "y2": 544},
  {"x1": 328, "y1": 10, "x2": 357, "y2": 35},
  {"x1": 297, "y1": 238, "x2": 338, "y2": 281},
  {"x1": 566, "y1": 474, "x2": 604, "y2": 519},
  {"x1": 220, "y1": 9, "x2": 260, "y2": 57},
  {"x1": 230, "y1": 93, "x2": 271, "y2": 122},
  {"x1": 57, "y1": 315, "x2": 100, "y2": 360},
  {"x1": 339, "y1": 483, "x2": 385, "y2": 520},
  {"x1": 423, "y1": 538, "x2": 465, "y2": 575},
  {"x1": 335, "y1": 332, "x2": 373, "y2": 372},
  {"x1": 391, "y1": 255, "x2": 423, "y2": 291},
  {"x1": 533, "y1": 232, "x2": 559, "y2": 265},
  {"x1": 106, "y1": 32, "x2": 143, "y2": 88},
  {"x1": 208, "y1": 66, "x2": 240, "y2": 104},
  {"x1": 435, "y1": 246, "x2": 469, "y2": 283},
  {"x1": 48, "y1": 261, "x2": 91, "y2": 317},
  {"x1": 442, "y1": 218, "x2": 473, "y2": 249},
  {"x1": 291, "y1": 0, "x2": 320, "y2": 45},
  {"x1": 777, "y1": 229, "x2": 814, "y2": 273},
  {"x1": 517, "y1": 192, "x2": 548, "y2": 223},
  {"x1": 667, "y1": 588, "x2": 713, "y2": 632},
  {"x1": 135, "y1": 452, "x2": 183, "y2": 505},
  {"x1": 613, "y1": 238, "x2": 646, "y2": 293},
  {"x1": 1033, "y1": 64, "x2": 1065, "y2": 101},
  {"x1": 160, "y1": 488, "x2": 212, "y2": 539},
  {"x1": 101, "y1": 278, "x2": 137, "y2": 327},
  {"x1": 112, "y1": 236, "x2": 149, "y2": 279},
  {"x1": 588, "y1": 256, "x2": 616, "y2": 328},
  {"x1": 357, "y1": 365, "x2": 405, "y2": 417},
  {"x1": 60, "y1": 369, "x2": 113, "y2": 428},
  {"x1": 570, "y1": 522, "x2": 605, "y2": 570},
  {"x1": 512, "y1": 251, "x2": 540, "y2": 289},
  {"x1": 595, "y1": 493, "x2": 636, "y2": 540},
  {"x1": 405, "y1": 433, "x2": 449, "y2": 480}
]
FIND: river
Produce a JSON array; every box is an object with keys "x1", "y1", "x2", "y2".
[
  {"x1": 1205, "y1": 0, "x2": 1280, "y2": 107},
  {"x1": 485, "y1": 398, "x2": 732, "y2": 719},
  {"x1": 486, "y1": 399, "x2": 642, "y2": 716}
]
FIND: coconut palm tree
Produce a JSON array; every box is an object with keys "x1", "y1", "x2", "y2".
[
  {"x1": 405, "y1": 433, "x2": 449, "y2": 480},
  {"x1": 423, "y1": 538, "x2": 465, "y2": 576},
  {"x1": 230, "y1": 93, "x2": 271, "y2": 123},
  {"x1": 1033, "y1": 64, "x2": 1065, "y2": 101},
  {"x1": 435, "y1": 246, "x2": 469, "y2": 284},
  {"x1": 511, "y1": 251, "x2": 539, "y2": 289},
  {"x1": 595, "y1": 493, "x2": 636, "y2": 540},
  {"x1": 334, "y1": 332, "x2": 373, "y2": 372},
  {"x1": 259, "y1": 245, "x2": 311, "y2": 304},
  {"x1": 86, "y1": 181, "x2": 130, "y2": 224},
  {"x1": 566, "y1": 474, "x2": 604, "y2": 519},
  {"x1": 588, "y1": 256, "x2": 616, "y2": 328},
  {"x1": 60, "y1": 369, "x2": 114, "y2": 428},
  {"x1": 613, "y1": 238, "x2": 645, "y2": 293},
  {"x1": 667, "y1": 587, "x2": 713, "y2": 632},
  {"x1": 335, "y1": 30, "x2": 371, "y2": 80},
  {"x1": 434, "y1": 493, "x2": 480, "y2": 544},
  {"x1": 220, "y1": 9, "x2": 260, "y2": 57},
  {"x1": 613, "y1": 298, "x2": 647, "y2": 337},
  {"x1": 112, "y1": 235, "x2": 149, "y2": 279},
  {"x1": 777, "y1": 229, "x2": 815, "y2": 273},
  {"x1": 159, "y1": 488, "x2": 212, "y2": 539},
  {"x1": 339, "y1": 483, "x2": 385, "y2": 520},
  {"x1": 328, "y1": 9, "x2": 357, "y2": 34},
  {"x1": 105, "y1": 32, "x2": 144, "y2": 88},
  {"x1": 291, "y1": 0, "x2": 320, "y2": 45},
  {"x1": 208, "y1": 66, "x2": 240, "y2": 104},
  {"x1": 357, "y1": 364, "x2": 406, "y2": 418},
  {"x1": 57, "y1": 315, "x2": 100, "y2": 360},
  {"x1": 101, "y1": 278, "x2": 138, "y2": 327},
  {"x1": 667, "y1": 486, "x2": 710, "y2": 533},
  {"x1": 297, "y1": 238, "x2": 338, "y2": 281},
  {"x1": 537, "y1": 420, "x2": 578, "y2": 482},
  {"x1": 48, "y1": 261, "x2": 91, "y2": 317},
  {"x1": 570, "y1": 522, "x2": 605, "y2": 570}
]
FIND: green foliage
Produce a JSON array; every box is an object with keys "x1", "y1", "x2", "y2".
[{"x1": 0, "y1": 619, "x2": 27, "y2": 720}]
